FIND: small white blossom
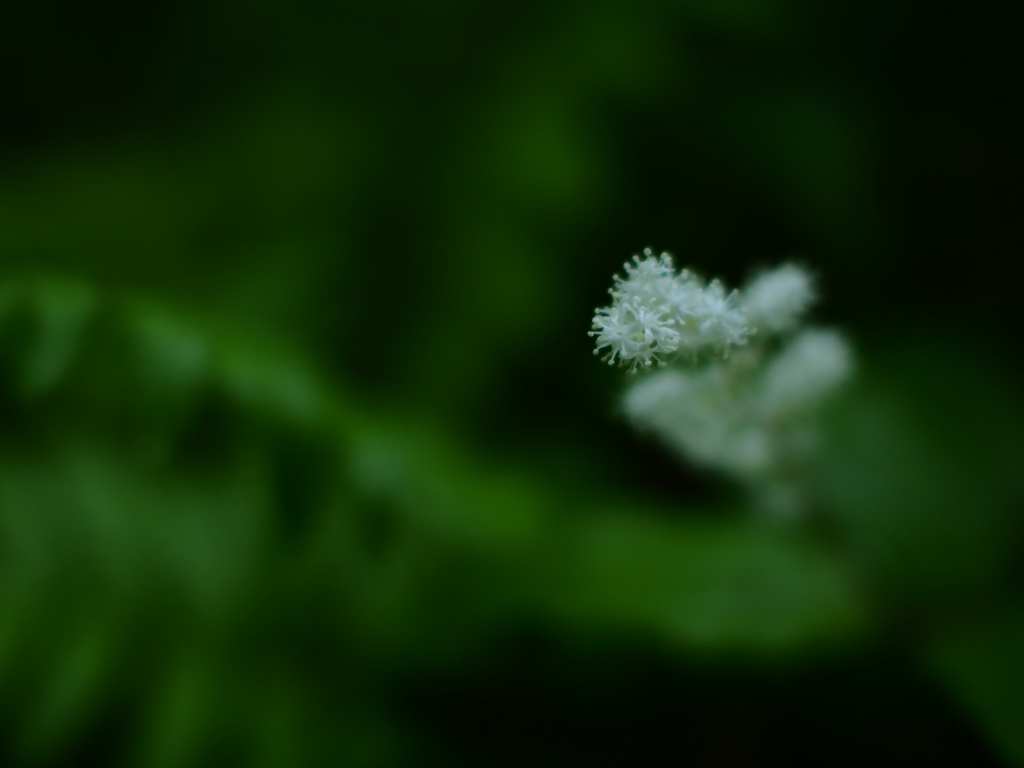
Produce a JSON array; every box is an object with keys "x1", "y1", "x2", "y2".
[
  {"x1": 590, "y1": 300, "x2": 679, "y2": 372},
  {"x1": 691, "y1": 280, "x2": 751, "y2": 352},
  {"x1": 743, "y1": 263, "x2": 815, "y2": 334},
  {"x1": 592, "y1": 247, "x2": 855, "y2": 519},
  {"x1": 663, "y1": 270, "x2": 704, "y2": 320},
  {"x1": 623, "y1": 365, "x2": 773, "y2": 476},
  {"x1": 611, "y1": 249, "x2": 677, "y2": 306},
  {"x1": 591, "y1": 249, "x2": 751, "y2": 367},
  {"x1": 756, "y1": 328, "x2": 853, "y2": 416}
]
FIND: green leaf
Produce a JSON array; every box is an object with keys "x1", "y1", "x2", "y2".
[
  {"x1": 24, "y1": 278, "x2": 98, "y2": 395},
  {"x1": 548, "y1": 512, "x2": 866, "y2": 654}
]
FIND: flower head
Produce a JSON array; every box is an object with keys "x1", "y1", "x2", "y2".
[
  {"x1": 756, "y1": 327, "x2": 853, "y2": 416},
  {"x1": 591, "y1": 249, "x2": 751, "y2": 366},
  {"x1": 743, "y1": 263, "x2": 815, "y2": 334},
  {"x1": 690, "y1": 280, "x2": 751, "y2": 353},
  {"x1": 590, "y1": 299, "x2": 679, "y2": 372},
  {"x1": 590, "y1": 247, "x2": 854, "y2": 519},
  {"x1": 611, "y1": 249, "x2": 677, "y2": 305}
]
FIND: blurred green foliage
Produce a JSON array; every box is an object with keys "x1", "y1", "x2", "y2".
[
  {"x1": 1, "y1": 0, "x2": 1023, "y2": 765},
  {"x1": 0, "y1": 277, "x2": 864, "y2": 765}
]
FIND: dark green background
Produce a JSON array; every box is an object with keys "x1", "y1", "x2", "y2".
[{"x1": 1, "y1": 1, "x2": 1023, "y2": 765}]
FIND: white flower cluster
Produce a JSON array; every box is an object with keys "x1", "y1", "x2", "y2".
[
  {"x1": 591, "y1": 249, "x2": 853, "y2": 517},
  {"x1": 743, "y1": 262, "x2": 815, "y2": 334},
  {"x1": 589, "y1": 249, "x2": 751, "y2": 371}
]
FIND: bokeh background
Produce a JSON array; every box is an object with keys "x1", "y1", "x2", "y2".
[{"x1": 2, "y1": 1, "x2": 1024, "y2": 765}]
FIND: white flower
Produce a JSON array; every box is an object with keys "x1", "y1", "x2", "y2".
[
  {"x1": 743, "y1": 263, "x2": 815, "y2": 334},
  {"x1": 622, "y1": 365, "x2": 773, "y2": 476},
  {"x1": 594, "y1": 249, "x2": 856, "y2": 519},
  {"x1": 756, "y1": 328, "x2": 853, "y2": 416},
  {"x1": 590, "y1": 299, "x2": 680, "y2": 372},
  {"x1": 691, "y1": 280, "x2": 751, "y2": 352},
  {"x1": 591, "y1": 250, "x2": 751, "y2": 365},
  {"x1": 611, "y1": 248, "x2": 677, "y2": 306},
  {"x1": 663, "y1": 270, "x2": 704, "y2": 319}
]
